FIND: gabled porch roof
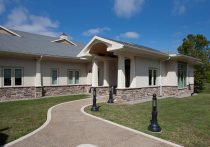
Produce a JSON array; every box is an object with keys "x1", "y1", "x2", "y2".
[{"x1": 77, "y1": 36, "x2": 168, "y2": 59}]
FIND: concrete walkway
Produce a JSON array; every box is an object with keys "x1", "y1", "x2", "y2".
[{"x1": 8, "y1": 98, "x2": 179, "y2": 147}]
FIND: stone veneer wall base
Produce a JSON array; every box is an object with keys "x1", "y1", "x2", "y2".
[
  {"x1": 90, "y1": 86, "x2": 110, "y2": 97},
  {"x1": 116, "y1": 85, "x2": 194, "y2": 102},
  {"x1": 0, "y1": 85, "x2": 194, "y2": 102},
  {"x1": 0, "y1": 87, "x2": 36, "y2": 101},
  {"x1": 0, "y1": 85, "x2": 91, "y2": 101},
  {"x1": 42, "y1": 85, "x2": 91, "y2": 97}
]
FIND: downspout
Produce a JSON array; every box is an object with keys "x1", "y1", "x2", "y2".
[{"x1": 159, "y1": 56, "x2": 171, "y2": 96}]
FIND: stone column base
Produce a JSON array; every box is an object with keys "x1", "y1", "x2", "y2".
[
  {"x1": 35, "y1": 87, "x2": 43, "y2": 98},
  {"x1": 90, "y1": 86, "x2": 109, "y2": 97}
]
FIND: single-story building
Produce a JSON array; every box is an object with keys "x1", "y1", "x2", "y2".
[{"x1": 0, "y1": 26, "x2": 201, "y2": 101}]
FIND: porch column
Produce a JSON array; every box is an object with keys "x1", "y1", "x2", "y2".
[
  {"x1": 103, "y1": 60, "x2": 109, "y2": 86},
  {"x1": 130, "y1": 56, "x2": 136, "y2": 88},
  {"x1": 117, "y1": 55, "x2": 125, "y2": 88},
  {"x1": 92, "y1": 59, "x2": 99, "y2": 87},
  {"x1": 35, "y1": 59, "x2": 42, "y2": 87}
]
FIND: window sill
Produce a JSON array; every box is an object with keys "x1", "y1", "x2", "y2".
[
  {"x1": 2, "y1": 85, "x2": 24, "y2": 88},
  {"x1": 116, "y1": 86, "x2": 159, "y2": 90},
  {"x1": 148, "y1": 85, "x2": 158, "y2": 88},
  {"x1": 178, "y1": 87, "x2": 188, "y2": 90},
  {"x1": 47, "y1": 84, "x2": 86, "y2": 87}
]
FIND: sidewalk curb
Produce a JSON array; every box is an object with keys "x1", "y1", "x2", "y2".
[{"x1": 81, "y1": 104, "x2": 183, "y2": 147}]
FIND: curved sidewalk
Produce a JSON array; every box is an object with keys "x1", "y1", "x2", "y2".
[{"x1": 8, "y1": 98, "x2": 179, "y2": 147}]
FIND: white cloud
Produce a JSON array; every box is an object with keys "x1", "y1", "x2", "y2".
[
  {"x1": 0, "y1": 0, "x2": 5, "y2": 15},
  {"x1": 172, "y1": 0, "x2": 187, "y2": 15},
  {"x1": 114, "y1": 0, "x2": 145, "y2": 18},
  {"x1": 83, "y1": 27, "x2": 111, "y2": 36},
  {"x1": 4, "y1": 7, "x2": 59, "y2": 37},
  {"x1": 172, "y1": 0, "x2": 206, "y2": 15},
  {"x1": 117, "y1": 31, "x2": 140, "y2": 39}
]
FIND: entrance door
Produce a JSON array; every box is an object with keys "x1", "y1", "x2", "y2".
[{"x1": 125, "y1": 59, "x2": 130, "y2": 87}]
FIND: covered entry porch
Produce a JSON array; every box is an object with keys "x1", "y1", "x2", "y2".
[
  {"x1": 78, "y1": 36, "x2": 137, "y2": 94},
  {"x1": 91, "y1": 55, "x2": 136, "y2": 89}
]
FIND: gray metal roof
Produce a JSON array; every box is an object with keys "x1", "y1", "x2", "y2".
[
  {"x1": 0, "y1": 29, "x2": 85, "y2": 58},
  {"x1": 99, "y1": 36, "x2": 168, "y2": 55}
]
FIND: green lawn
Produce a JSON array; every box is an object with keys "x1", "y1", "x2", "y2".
[
  {"x1": 0, "y1": 95, "x2": 87, "y2": 145},
  {"x1": 85, "y1": 94, "x2": 210, "y2": 147},
  {"x1": 202, "y1": 83, "x2": 210, "y2": 94}
]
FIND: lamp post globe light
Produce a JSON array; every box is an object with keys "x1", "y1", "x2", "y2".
[{"x1": 148, "y1": 94, "x2": 161, "y2": 132}]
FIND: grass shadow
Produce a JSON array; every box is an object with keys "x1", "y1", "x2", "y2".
[{"x1": 0, "y1": 127, "x2": 10, "y2": 146}]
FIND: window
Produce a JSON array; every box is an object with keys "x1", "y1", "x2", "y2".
[
  {"x1": 4, "y1": 68, "x2": 12, "y2": 86},
  {"x1": 68, "y1": 70, "x2": 79, "y2": 84},
  {"x1": 15, "y1": 68, "x2": 22, "y2": 86},
  {"x1": 149, "y1": 68, "x2": 157, "y2": 86},
  {"x1": 178, "y1": 62, "x2": 187, "y2": 89},
  {"x1": 51, "y1": 69, "x2": 58, "y2": 85},
  {"x1": 3, "y1": 67, "x2": 23, "y2": 86},
  {"x1": 75, "y1": 71, "x2": 79, "y2": 84}
]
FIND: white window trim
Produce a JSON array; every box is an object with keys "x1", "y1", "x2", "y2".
[
  {"x1": 67, "y1": 69, "x2": 80, "y2": 85},
  {"x1": 148, "y1": 68, "x2": 158, "y2": 86},
  {"x1": 2, "y1": 67, "x2": 12, "y2": 87},
  {"x1": 14, "y1": 68, "x2": 24, "y2": 86},
  {"x1": 51, "y1": 68, "x2": 59, "y2": 86},
  {"x1": 2, "y1": 67, "x2": 24, "y2": 87}
]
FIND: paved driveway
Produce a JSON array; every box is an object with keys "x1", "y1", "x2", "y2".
[{"x1": 8, "y1": 98, "x2": 179, "y2": 147}]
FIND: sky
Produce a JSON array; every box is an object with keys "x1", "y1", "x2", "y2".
[{"x1": 0, "y1": 0, "x2": 210, "y2": 53}]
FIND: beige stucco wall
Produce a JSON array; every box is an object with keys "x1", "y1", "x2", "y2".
[
  {"x1": 0, "y1": 55, "x2": 195, "y2": 89},
  {"x1": 164, "y1": 60, "x2": 178, "y2": 86},
  {"x1": 162, "y1": 60, "x2": 195, "y2": 86},
  {"x1": 135, "y1": 57, "x2": 194, "y2": 88},
  {"x1": 0, "y1": 57, "x2": 89, "y2": 87},
  {"x1": 41, "y1": 60, "x2": 87, "y2": 86},
  {"x1": 135, "y1": 56, "x2": 160, "y2": 87},
  {"x1": 188, "y1": 64, "x2": 194, "y2": 84},
  {"x1": 86, "y1": 62, "x2": 92, "y2": 85},
  {"x1": 0, "y1": 57, "x2": 36, "y2": 87}
]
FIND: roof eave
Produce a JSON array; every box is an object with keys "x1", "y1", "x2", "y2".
[
  {"x1": 170, "y1": 54, "x2": 202, "y2": 65},
  {"x1": 0, "y1": 50, "x2": 80, "y2": 60}
]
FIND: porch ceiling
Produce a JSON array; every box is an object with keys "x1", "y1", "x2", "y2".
[{"x1": 89, "y1": 42, "x2": 115, "y2": 56}]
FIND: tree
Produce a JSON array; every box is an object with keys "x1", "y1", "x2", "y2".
[{"x1": 178, "y1": 34, "x2": 210, "y2": 92}]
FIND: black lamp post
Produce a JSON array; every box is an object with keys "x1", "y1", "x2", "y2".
[
  {"x1": 91, "y1": 87, "x2": 99, "y2": 112},
  {"x1": 107, "y1": 86, "x2": 114, "y2": 103},
  {"x1": 148, "y1": 94, "x2": 161, "y2": 132}
]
